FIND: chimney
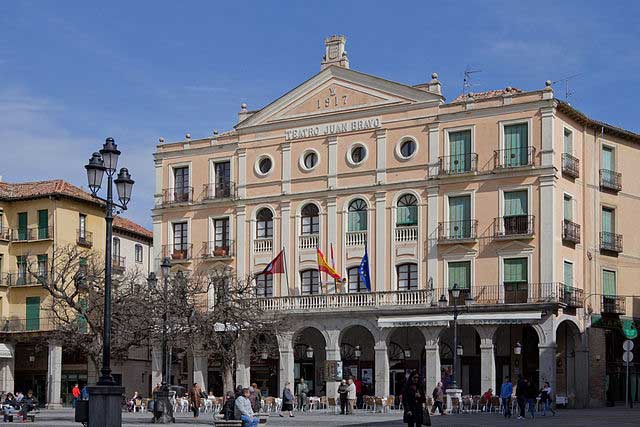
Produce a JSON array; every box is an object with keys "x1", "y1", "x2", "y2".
[{"x1": 321, "y1": 35, "x2": 349, "y2": 70}]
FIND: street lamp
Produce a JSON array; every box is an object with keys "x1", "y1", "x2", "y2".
[
  {"x1": 446, "y1": 283, "x2": 473, "y2": 390},
  {"x1": 83, "y1": 137, "x2": 134, "y2": 426},
  {"x1": 456, "y1": 344, "x2": 464, "y2": 356},
  {"x1": 306, "y1": 346, "x2": 314, "y2": 359},
  {"x1": 354, "y1": 345, "x2": 362, "y2": 359},
  {"x1": 152, "y1": 257, "x2": 174, "y2": 423},
  {"x1": 514, "y1": 342, "x2": 522, "y2": 355},
  {"x1": 261, "y1": 349, "x2": 269, "y2": 360}
]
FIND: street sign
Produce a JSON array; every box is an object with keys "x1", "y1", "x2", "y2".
[
  {"x1": 622, "y1": 351, "x2": 633, "y2": 363},
  {"x1": 623, "y1": 340, "x2": 634, "y2": 351}
]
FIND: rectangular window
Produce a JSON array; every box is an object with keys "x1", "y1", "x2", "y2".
[
  {"x1": 396, "y1": 263, "x2": 418, "y2": 291},
  {"x1": 563, "y1": 261, "x2": 573, "y2": 291},
  {"x1": 300, "y1": 270, "x2": 320, "y2": 295},
  {"x1": 79, "y1": 214, "x2": 87, "y2": 239},
  {"x1": 172, "y1": 222, "x2": 188, "y2": 258},
  {"x1": 112, "y1": 238, "x2": 121, "y2": 258},
  {"x1": 602, "y1": 269, "x2": 616, "y2": 296},
  {"x1": 135, "y1": 244, "x2": 143, "y2": 263},
  {"x1": 173, "y1": 166, "x2": 190, "y2": 201},
  {"x1": 255, "y1": 274, "x2": 273, "y2": 298},
  {"x1": 448, "y1": 261, "x2": 471, "y2": 290},
  {"x1": 37, "y1": 254, "x2": 48, "y2": 283},
  {"x1": 213, "y1": 218, "x2": 230, "y2": 250},
  {"x1": 503, "y1": 123, "x2": 528, "y2": 166},
  {"x1": 26, "y1": 296, "x2": 40, "y2": 331},
  {"x1": 214, "y1": 161, "x2": 231, "y2": 197},
  {"x1": 449, "y1": 129, "x2": 472, "y2": 173},
  {"x1": 38, "y1": 209, "x2": 49, "y2": 239},
  {"x1": 601, "y1": 146, "x2": 614, "y2": 171},
  {"x1": 348, "y1": 267, "x2": 368, "y2": 293},
  {"x1": 17, "y1": 212, "x2": 28, "y2": 240},
  {"x1": 504, "y1": 190, "x2": 528, "y2": 216},
  {"x1": 563, "y1": 128, "x2": 573, "y2": 154},
  {"x1": 17, "y1": 255, "x2": 27, "y2": 285},
  {"x1": 563, "y1": 194, "x2": 573, "y2": 222},
  {"x1": 601, "y1": 207, "x2": 615, "y2": 244},
  {"x1": 448, "y1": 195, "x2": 471, "y2": 238},
  {"x1": 504, "y1": 257, "x2": 528, "y2": 303}
]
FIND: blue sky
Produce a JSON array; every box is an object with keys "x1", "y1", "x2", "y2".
[{"x1": 1, "y1": 1, "x2": 638, "y2": 227}]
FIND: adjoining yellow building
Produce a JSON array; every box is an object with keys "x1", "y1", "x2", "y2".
[{"x1": 0, "y1": 179, "x2": 152, "y2": 406}]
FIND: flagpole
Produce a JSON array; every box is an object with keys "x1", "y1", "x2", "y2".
[
  {"x1": 282, "y1": 246, "x2": 290, "y2": 297},
  {"x1": 330, "y1": 242, "x2": 336, "y2": 294},
  {"x1": 316, "y1": 245, "x2": 324, "y2": 294}
]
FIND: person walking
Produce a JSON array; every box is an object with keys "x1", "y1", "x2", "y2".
[
  {"x1": 80, "y1": 385, "x2": 89, "y2": 400},
  {"x1": 500, "y1": 376, "x2": 513, "y2": 418},
  {"x1": 402, "y1": 371, "x2": 428, "y2": 427},
  {"x1": 430, "y1": 382, "x2": 445, "y2": 415},
  {"x1": 235, "y1": 387, "x2": 259, "y2": 427},
  {"x1": 516, "y1": 376, "x2": 527, "y2": 419},
  {"x1": 279, "y1": 382, "x2": 294, "y2": 418},
  {"x1": 346, "y1": 378, "x2": 357, "y2": 414},
  {"x1": 296, "y1": 377, "x2": 309, "y2": 411},
  {"x1": 71, "y1": 383, "x2": 80, "y2": 408},
  {"x1": 189, "y1": 382, "x2": 202, "y2": 418},
  {"x1": 540, "y1": 381, "x2": 556, "y2": 416},
  {"x1": 354, "y1": 376, "x2": 363, "y2": 409},
  {"x1": 525, "y1": 379, "x2": 537, "y2": 418},
  {"x1": 337, "y1": 379, "x2": 349, "y2": 415}
]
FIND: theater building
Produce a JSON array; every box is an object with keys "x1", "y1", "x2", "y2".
[{"x1": 152, "y1": 36, "x2": 640, "y2": 406}]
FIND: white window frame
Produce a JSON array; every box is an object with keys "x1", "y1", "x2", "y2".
[
  {"x1": 600, "y1": 142, "x2": 617, "y2": 171},
  {"x1": 168, "y1": 218, "x2": 191, "y2": 250},
  {"x1": 498, "y1": 185, "x2": 533, "y2": 218},
  {"x1": 168, "y1": 162, "x2": 192, "y2": 200},
  {"x1": 444, "y1": 190, "x2": 476, "y2": 224},
  {"x1": 443, "y1": 257, "x2": 475, "y2": 293},
  {"x1": 498, "y1": 118, "x2": 533, "y2": 152},
  {"x1": 209, "y1": 157, "x2": 234, "y2": 196},
  {"x1": 563, "y1": 259, "x2": 574, "y2": 287},
  {"x1": 497, "y1": 246, "x2": 534, "y2": 302},
  {"x1": 600, "y1": 203, "x2": 617, "y2": 234},
  {"x1": 600, "y1": 267, "x2": 617, "y2": 296},
  {"x1": 395, "y1": 135, "x2": 419, "y2": 161},
  {"x1": 563, "y1": 126, "x2": 575, "y2": 155},
  {"x1": 135, "y1": 244, "x2": 144, "y2": 263},
  {"x1": 443, "y1": 125, "x2": 476, "y2": 157},
  {"x1": 209, "y1": 214, "x2": 233, "y2": 249},
  {"x1": 299, "y1": 148, "x2": 320, "y2": 172},
  {"x1": 563, "y1": 192, "x2": 575, "y2": 222},
  {"x1": 346, "y1": 142, "x2": 369, "y2": 166},
  {"x1": 255, "y1": 154, "x2": 275, "y2": 177}
]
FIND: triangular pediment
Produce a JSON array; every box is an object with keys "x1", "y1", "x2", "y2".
[
  {"x1": 440, "y1": 244, "x2": 478, "y2": 259},
  {"x1": 236, "y1": 66, "x2": 442, "y2": 129},
  {"x1": 495, "y1": 240, "x2": 535, "y2": 255}
]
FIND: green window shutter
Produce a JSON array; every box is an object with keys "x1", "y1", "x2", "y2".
[
  {"x1": 563, "y1": 129, "x2": 573, "y2": 154},
  {"x1": 564, "y1": 196, "x2": 573, "y2": 221},
  {"x1": 397, "y1": 206, "x2": 417, "y2": 226},
  {"x1": 448, "y1": 261, "x2": 471, "y2": 290},
  {"x1": 18, "y1": 212, "x2": 27, "y2": 240},
  {"x1": 449, "y1": 130, "x2": 471, "y2": 172},
  {"x1": 504, "y1": 191, "x2": 528, "y2": 216},
  {"x1": 602, "y1": 146, "x2": 614, "y2": 170},
  {"x1": 601, "y1": 208, "x2": 613, "y2": 234},
  {"x1": 449, "y1": 196, "x2": 471, "y2": 238},
  {"x1": 504, "y1": 258, "x2": 527, "y2": 283},
  {"x1": 563, "y1": 262, "x2": 573, "y2": 291},
  {"x1": 26, "y1": 296, "x2": 40, "y2": 331},
  {"x1": 602, "y1": 270, "x2": 616, "y2": 296},
  {"x1": 504, "y1": 123, "x2": 528, "y2": 166},
  {"x1": 348, "y1": 211, "x2": 367, "y2": 232},
  {"x1": 38, "y1": 209, "x2": 48, "y2": 239}
]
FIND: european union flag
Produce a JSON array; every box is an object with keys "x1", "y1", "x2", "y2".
[{"x1": 358, "y1": 247, "x2": 371, "y2": 291}]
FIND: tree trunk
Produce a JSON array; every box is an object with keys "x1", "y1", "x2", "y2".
[{"x1": 223, "y1": 363, "x2": 235, "y2": 393}]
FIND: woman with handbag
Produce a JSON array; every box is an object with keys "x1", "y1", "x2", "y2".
[{"x1": 402, "y1": 371, "x2": 431, "y2": 427}]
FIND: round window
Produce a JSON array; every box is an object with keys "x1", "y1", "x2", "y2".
[
  {"x1": 258, "y1": 157, "x2": 272, "y2": 174},
  {"x1": 400, "y1": 139, "x2": 416, "y2": 158},
  {"x1": 351, "y1": 146, "x2": 366, "y2": 164},
  {"x1": 303, "y1": 152, "x2": 318, "y2": 169}
]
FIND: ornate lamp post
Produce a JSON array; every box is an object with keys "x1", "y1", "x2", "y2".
[
  {"x1": 84, "y1": 137, "x2": 134, "y2": 427},
  {"x1": 439, "y1": 284, "x2": 474, "y2": 390}
]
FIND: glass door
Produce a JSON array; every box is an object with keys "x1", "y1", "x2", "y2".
[
  {"x1": 214, "y1": 161, "x2": 231, "y2": 198},
  {"x1": 449, "y1": 130, "x2": 471, "y2": 173},
  {"x1": 449, "y1": 195, "x2": 471, "y2": 238},
  {"x1": 504, "y1": 123, "x2": 528, "y2": 166}
]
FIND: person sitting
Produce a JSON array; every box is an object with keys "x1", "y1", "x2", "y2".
[
  {"x1": 221, "y1": 391, "x2": 235, "y2": 420},
  {"x1": 19, "y1": 390, "x2": 37, "y2": 421},
  {"x1": 3, "y1": 392, "x2": 19, "y2": 422},
  {"x1": 234, "y1": 387, "x2": 259, "y2": 427},
  {"x1": 482, "y1": 388, "x2": 493, "y2": 411},
  {"x1": 128, "y1": 391, "x2": 141, "y2": 412}
]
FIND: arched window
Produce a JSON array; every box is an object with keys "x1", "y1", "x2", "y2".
[
  {"x1": 300, "y1": 269, "x2": 320, "y2": 295},
  {"x1": 397, "y1": 194, "x2": 418, "y2": 226},
  {"x1": 256, "y1": 208, "x2": 274, "y2": 238},
  {"x1": 347, "y1": 266, "x2": 369, "y2": 293},
  {"x1": 397, "y1": 263, "x2": 418, "y2": 290},
  {"x1": 301, "y1": 204, "x2": 320, "y2": 235},
  {"x1": 255, "y1": 273, "x2": 273, "y2": 298},
  {"x1": 348, "y1": 199, "x2": 367, "y2": 232}
]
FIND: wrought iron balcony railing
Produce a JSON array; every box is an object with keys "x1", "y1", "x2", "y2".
[
  {"x1": 0, "y1": 316, "x2": 56, "y2": 333},
  {"x1": 112, "y1": 256, "x2": 126, "y2": 272},
  {"x1": 201, "y1": 241, "x2": 235, "y2": 259},
  {"x1": 11, "y1": 226, "x2": 54, "y2": 242},
  {"x1": 77, "y1": 230, "x2": 93, "y2": 247},
  {"x1": 600, "y1": 169, "x2": 622, "y2": 192},
  {"x1": 162, "y1": 244, "x2": 193, "y2": 261},
  {"x1": 0, "y1": 227, "x2": 10, "y2": 241},
  {"x1": 203, "y1": 182, "x2": 236, "y2": 201},
  {"x1": 493, "y1": 215, "x2": 535, "y2": 238},
  {"x1": 600, "y1": 231, "x2": 623, "y2": 253},
  {"x1": 439, "y1": 153, "x2": 478, "y2": 175},
  {"x1": 601, "y1": 295, "x2": 625, "y2": 315},
  {"x1": 561, "y1": 153, "x2": 580, "y2": 178},
  {"x1": 494, "y1": 146, "x2": 536, "y2": 169},
  {"x1": 437, "y1": 220, "x2": 478, "y2": 242},
  {"x1": 162, "y1": 187, "x2": 194, "y2": 205},
  {"x1": 562, "y1": 220, "x2": 580, "y2": 244}
]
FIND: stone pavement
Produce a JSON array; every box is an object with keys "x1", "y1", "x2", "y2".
[{"x1": 15, "y1": 407, "x2": 640, "y2": 426}]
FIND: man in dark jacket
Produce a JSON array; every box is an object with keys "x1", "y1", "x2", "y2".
[
  {"x1": 516, "y1": 376, "x2": 527, "y2": 419},
  {"x1": 337, "y1": 379, "x2": 349, "y2": 414},
  {"x1": 402, "y1": 371, "x2": 428, "y2": 427}
]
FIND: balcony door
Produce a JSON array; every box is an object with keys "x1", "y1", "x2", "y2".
[
  {"x1": 449, "y1": 195, "x2": 471, "y2": 239},
  {"x1": 601, "y1": 146, "x2": 614, "y2": 171},
  {"x1": 172, "y1": 222, "x2": 188, "y2": 259},
  {"x1": 213, "y1": 218, "x2": 230, "y2": 255},
  {"x1": 17, "y1": 255, "x2": 27, "y2": 285},
  {"x1": 214, "y1": 161, "x2": 231, "y2": 197},
  {"x1": 38, "y1": 210, "x2": 49, "y2": 239},
  {"x1": 503, "y1": 257, "x2": 528, "y2": 303},
  {"x1": 449, "y1": 130, "x2": 471, "y2": 173},
  {"x1": 503, "y1": 190, "x2": 528, "y2": 235},
  {"x1": 563, "y1": 128, "x2": 573, "y2": 154},
  {"x1": 18, "y1": 212, "x2": 27, "y2": 240},
  {"x1": 448, "y1": 261, "x2": 471, "y2": 301},
  {"x1": 602, "y1": 269, "x2": 617, "y2": 310},
  {"x1": 173, "y1": 166, "x2": 189, "y2": 201},
  {"x1": 26, "y1": 296, "x2": 40, "y2": 331},
  {"x1": 601, "y1": 207, "x2": 615, "y2": 247},
  {"x1": 503, "y1": 123, "x2": 528, "y2": 166}
]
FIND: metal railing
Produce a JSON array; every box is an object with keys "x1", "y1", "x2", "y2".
[
  {"x1": 561, "y1": 286, "x2": 584, "y2": 308},
  {"x1": 11, "y1": 226, "x2": 54, "y2": 241},
  {"x1": 203, "y1": 182, "x2": 236, "y2": 200},
  {"x1": 494, "y1": 146, "x2": 536, "y2": 169},
  {"x1": 201, "y1": 241, "x2": 235, "y2": 258},
  {"x1": 561, "y1": 153, "x2": 580, "y2": 178},
  {"x1": 439, "y1": 153, "x2": 478, "y2": 175},
  {"x1": 345, "y1": 231, "x2": 367, "y2": 246},
  {"x1": 600, "y1": 231, "x2": 623, "y2": 253},
  {"x1": 161, "y1": 244, "x2": 193, "y2": 261},
  {"x1": 601, "y1": 295, "x2": 626, "y2": 315},
  {"x1": 0, "y1": 227, "x2": 10, "y2": 241},
  {"x1": 112, "y1": 256, "x2": 126, "y2": 271},
  {"x1": 599, "y1": 169, "x2": 622, "y2": 192},
  {"x1": 254, "y1": 238, "x2": 273, "y2": 253},
  {"x1": 493, "y1": 215, "x2": 535, "y2": 238},
  {"x1": 1, "y1": 272, "x2": 46, "y2": 286},
  {"x1": 395, "y1": 226, "x2": 418, "y2": 242},
  {"x1": 437, "y1": 220, "x2": 478, "y2": 242},
  {"x1": 0, "y1": 316, "x2": 56, "y2": 333},
  {"x1": 298, "y1": 234, "x2": 319, "y2": 250},
  {"x1": 562, "y1": 220, "x2": 580, "y2": 244},
  {"x1": 77, "y1": 230, "x2": 93, "y2": 247},
  {"x1": 162, "y1": 187, "x2": 194, "y2": 204}
]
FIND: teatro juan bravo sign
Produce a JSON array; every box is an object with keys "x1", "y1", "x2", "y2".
[{"x1": 285, "y1": 117, "x2": 381, "y2": 141}]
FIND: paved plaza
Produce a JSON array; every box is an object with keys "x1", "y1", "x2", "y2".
[{"x1": 15, "y1": 407, "x2": 640, "y2": 426}]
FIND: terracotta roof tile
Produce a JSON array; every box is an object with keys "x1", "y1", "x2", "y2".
[
  {"x1": 113, "y1": 216, "x2": 153, "y2": 240},
  {"x1": 0, "y1": 179, "x2": 97, "y2": 204},
  {"x1": 452, "y1": 87, "x2": 523, "y2": 103}
]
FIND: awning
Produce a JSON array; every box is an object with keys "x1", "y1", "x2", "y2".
[
  {"x1": 378, "y1": 311, "x2": 542, "y2": 328},
  {"x1": 0, "y1": 343, "x2": 14, "y2": 359}
]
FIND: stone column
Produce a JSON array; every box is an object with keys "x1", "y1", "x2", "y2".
[
  {"x1": 235, "y1": 205, "x2": 247, "y2": 281},
  {"x1": 325, "y1": 329, "x2": 341, "y2": 400},
  {"x1": 374, "y1": 192, "x2": 387, "y2": 290},
  {"x1": 421, "y1": 327, "x2": 443, "y2": 396},
  {"x1": 539, "y1": 175, "x2": 556, "y2": 284},
  {"x1": 151, "y1": 346, "x2": 162, "y2": 388},
  {"x1": 237, "y1": 148, "x2": 247, "y2": 199},
  {"x1": 426, "y1": 186, "x2": 439, "y2": 292},
  {"x1": 235, "y1": 336, "x2": 251, "y2": 388},
  {"x1": 538, "y1": 343, "x2": 557, "y2": 393},
  {"x1": 46, "y1": 343, "x2": 62, "y2": 408},
  {"x1": 476, "y1": 325, "x2": 498, "y2": 395},
  {"x1": 0, "y1": 342, "x2": 15, "y2": 395},
  {"x1": 281, "y1": 142, "x2": 291, "y2": 194},
  {"x1": 193, "y1": 350, "x2": 209, "y2": 392},
  {"x1": 277, "y1": 333, "x2": 295, "y2": 395},
  {"x1": 375, "y1": 129, "x2": 387, "y2": 185},
  {"x1": 327, "y1": 136, "x2": 338, "y2": 189},
  {"x1": 374, "y1": 341, "x2": 390, "y2": 397},
  {"x1": 540, "y1": 106, "x2": 555, "y2": 167}
]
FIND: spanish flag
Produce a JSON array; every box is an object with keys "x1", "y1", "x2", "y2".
[{"x1": 317, "y1": 247, "x2": 341, "y2": 280}]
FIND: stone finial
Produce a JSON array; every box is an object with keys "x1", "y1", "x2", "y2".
[
  {"x1": 506, "y1": 86, "x2": 513, "y2": 92},
  {"x1": 240, "y1": 103, "x2": 248, "y2": 112},
  {"x1": 427, "y1": 72, "x2": 442, "y2": 96},
  {"x1": 321, "y1": 35, "x2": 349, "y2": 70},
  {"x1": 545, "y1": 80, "x2": 552, "y2": 87},
  {"x1": 185, "y1": 133, "x2": 191, "y2": 140},
  {"x1": 542, "y1": 80, "x2": 554, "y2": 99},
  {"x1": 431, "y1": 72, "x2": 438, "y2": 80},
  {"x1": 158, "y1": 137, "x2": 165, "y2": 143},
  {"x1": 213, "y1": 129, "x2": 219, "y2": 136}
]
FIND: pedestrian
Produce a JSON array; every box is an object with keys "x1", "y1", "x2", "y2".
[
  {"x1": 248, "y1": 384, "x2": 258, "y2": 413},
  {"x1": 221, "y1": 391, "x2": 236, "y2": 420},
  {"x1": 251, "y1": 383, "x2": 262, "y2": 412},
  {"x1": 540, "y1": 381, "x2": 556, "y2": 416},
  {"x1": 296, "y1": 377, "x2": 309, "y2": 411},
  {"x1": 279, "y1": 381, "x2": 294, "y2": 418},
  {"x1": 525, "y1": 379, "x2": 537, "y2": 418},
  {"x1": 354, "y1": 375, "x2": 363, "y2": 409},
  {"x1": 80, "y1": 384, "x2": 89, "y2": 400},
  {"x1": 189, "y1": 382, "x2": 202, "y2": 418},
  {"x1": 337, "y1": 379, "x2": 349, "y2": 415},
  {"x1": 3, "y1": 392, "x2": 18, "y2": 422},
  {"x1": 481, "y1": 388, "x2": 493, "y2": 412},
  {"x1": 516, "y1": 376, "x2": 527, "y2": 419},
  {"x1": 71, "y1": 383, "x2": 80, "y2": 408},
  {"x1": 500, "y1": 376, "x2": 513, "y2": 418},
  {"x1": 402, "y1": 371, "x2": 429, "y2": 427},
  {"x1": 430, "y1": 382, "x2": 445, "y2": 415},
  {"x1": 346, "y1": 378, "x2": 356, "y2": 414},
  {"x1": 234, "y1": 387, "x2": 259, "y2": 427}
]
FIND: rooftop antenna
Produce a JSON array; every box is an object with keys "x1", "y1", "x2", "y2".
[
  {"x1": 552, "y1": 73, "x2": 582, "y2": 104},
  {"x1": 463, "y1": 66, "x2": 482, "y2": 95}
]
